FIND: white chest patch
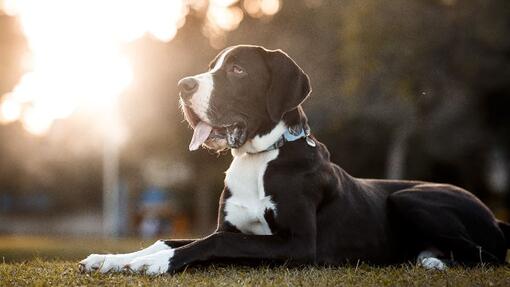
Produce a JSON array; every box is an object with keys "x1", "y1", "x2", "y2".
[{"x1": 224, "y1": 150, "x2": 279, "y2": 235}]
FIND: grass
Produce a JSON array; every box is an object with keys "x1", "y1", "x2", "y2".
[
  {"x1": 1, "y1": 236, "x2": 510, "y2": 286},
  {"x1": 1, "y1": 260, "x2": 510, "y2": 287}
]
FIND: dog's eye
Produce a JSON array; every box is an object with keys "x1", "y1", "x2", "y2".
[{"x1": 232, "y1": 65, "x2": 245, "y2": 75}]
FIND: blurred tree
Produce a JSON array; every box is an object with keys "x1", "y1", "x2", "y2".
[{"x1": 335, "y1": 0, "x2": 510, "y2": 199}]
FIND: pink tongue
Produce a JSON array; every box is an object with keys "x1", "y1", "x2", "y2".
[{"x1": 189, "y1": 121, "x2": 213, "y2": 151}]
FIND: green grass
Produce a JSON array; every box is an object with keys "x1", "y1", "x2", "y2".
[
  {"x1": 1, "y1": 260, "x2": 510, "y2": 287},
  {"x1": 1, "y1": 236, "x2": 510, "y2": 286}
]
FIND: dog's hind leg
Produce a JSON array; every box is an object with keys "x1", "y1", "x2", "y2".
[
  {"x1": 388, "y1": 185, "x2": 508, "y2": 267},
  {"x1": 417, "y1": 248, "x2": 447, "y2": 270}
]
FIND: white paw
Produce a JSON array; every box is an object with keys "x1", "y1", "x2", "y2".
[
  {"x1": 79, "y1": 254, "x2": 131, "y2": 273},
  {"x1": 420, "y1": 257, "x2": 447, "y2": 271},
  {"x1": 127, "y1": 249, "x2": 174, "y2": 275}
]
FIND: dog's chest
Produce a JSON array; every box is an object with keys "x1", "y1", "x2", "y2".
[{"x1": 224, "y1": 150, "x2": 278, "y2": 235}]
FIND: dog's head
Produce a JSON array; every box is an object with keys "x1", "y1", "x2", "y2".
[{"x1": 178, "y1": 45, "x2": 311, "y2": 153}]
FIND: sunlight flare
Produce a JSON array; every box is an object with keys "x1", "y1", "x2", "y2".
[{"x1": 0, "y1": 0, "x2": 187, "y2": 135}]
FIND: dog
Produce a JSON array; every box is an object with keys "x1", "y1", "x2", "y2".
[{"x1": 80, "y1": 45, "x2": 510, "y2": 275}]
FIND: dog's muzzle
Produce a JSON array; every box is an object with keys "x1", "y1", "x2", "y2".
[{"x1": 178, "y1": 76, "x2": 248, "y2": 151}]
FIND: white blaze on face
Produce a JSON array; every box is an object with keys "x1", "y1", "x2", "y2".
[
  {"x1": 189, "y1": 74, "x2": 214, "y2": 122},
  {"x1": 187, "y1": 47, "x2": 235, "y2": 151}
]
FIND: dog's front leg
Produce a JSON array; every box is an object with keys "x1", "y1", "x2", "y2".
[
  {"x1": 79, "y1": 240, "x2": 172, "y2": 273},
  {"x1": 79, "y1": 239, "x2": 196, "y2": 273},
  {"x1": 127, "y1": 231, "x2": 316, "y2": 275}
]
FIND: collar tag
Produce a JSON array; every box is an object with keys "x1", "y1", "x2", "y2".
[{"x1": 306, "y1": 137, "x2": 316, "y2": 147}]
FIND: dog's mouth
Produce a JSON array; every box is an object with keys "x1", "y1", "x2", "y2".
[
  {"x1": 183, "y1": 105, "x2": 239, "y2": 151},
  {"x1": 189, "y1": 121, "x2": 230, "y2": 151}
]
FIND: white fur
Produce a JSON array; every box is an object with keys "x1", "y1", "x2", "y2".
[
  {"x1": 233, "y1": 121, "x2": 287, "y2": 156},
  {"x1": 189, "y1": 47, "x2": 235, "y2": 123},
  {"x1": 210, "y1": 47, "x2": 234, "y2": 73},
  {"x1": 417, "y1": 249, "x2": 447, "y2": 270},
  {"x1": 420, "y1": 257, "x2": 447, "y2": 270},
  {"x1": 224, "y1": 148, "x2": 279, "y2": 235},
  {"x1": 79, "y1": 240, "x2": 171, "y2": 273},
  {"x1": 189, "y1": 74, "x2": 213, "y2": 122},
  {"x1": 127, "y1": 249, "x2": 174, "y2": 275}
]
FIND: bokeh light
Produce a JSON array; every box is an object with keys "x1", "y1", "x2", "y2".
[{"x1": 244, "y1": 0, "x2": 281, "y2": 18}]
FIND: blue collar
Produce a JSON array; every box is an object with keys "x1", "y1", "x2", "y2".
[
  {"x1": 262, "y1": 124, "x2": 315, "y2": 152},
  {"x1": 283, "y1": 127, "x2": 307, "y2": 141}
]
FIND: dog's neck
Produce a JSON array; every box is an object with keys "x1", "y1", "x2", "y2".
[{"x1": 232, "y1": 107, "x2": 310, "y2": 157}]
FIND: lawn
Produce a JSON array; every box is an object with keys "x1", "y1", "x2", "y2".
[
  {"x1": 1, "y1": 236, "x2": 510, "y2": 286},
  {"x1": 2, "y1": 260, "x2": 510, "y2": 287}
]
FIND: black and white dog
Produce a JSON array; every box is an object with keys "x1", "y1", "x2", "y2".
[{"x1": 80, "y1": 45, "x2": 510, "y2": 275}]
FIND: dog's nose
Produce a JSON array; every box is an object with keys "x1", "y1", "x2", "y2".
[{"x1": 178, "y1": 77, "x2": 198, "y2": 97}]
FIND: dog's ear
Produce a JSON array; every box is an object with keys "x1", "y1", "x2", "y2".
[{"x1": 263, "y1": 49, "x2": 311, "y2": 122}]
